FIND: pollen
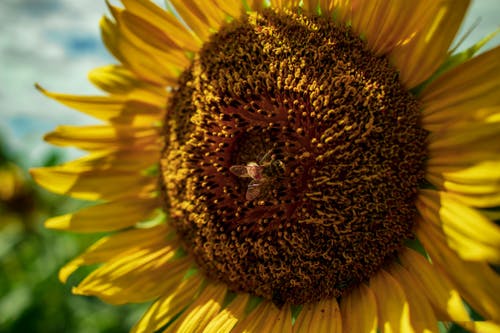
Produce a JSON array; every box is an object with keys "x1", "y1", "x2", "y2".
[{"x1": 160, "y1": 9, "x2": 428, "y2": 305}]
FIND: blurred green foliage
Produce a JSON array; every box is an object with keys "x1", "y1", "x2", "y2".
[{"x1": 0, "y1": 137, "x2": 147, "y2": 333}]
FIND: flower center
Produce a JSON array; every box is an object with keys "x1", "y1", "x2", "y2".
[{"x1": 160, "y1": 9, "x2": 428, "y2": 305}]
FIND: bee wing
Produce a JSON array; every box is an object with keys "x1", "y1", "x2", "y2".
[
  {"x1": 230, "y1": 165, "x2": 251, "y2": 177},
  {"x1": 246, "y1": 180, "x2": 261, "y2": 201}
]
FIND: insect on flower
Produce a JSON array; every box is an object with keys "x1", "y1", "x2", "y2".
[{"x1": 229, "y1": 150, "x2": 285, "y2": 201}]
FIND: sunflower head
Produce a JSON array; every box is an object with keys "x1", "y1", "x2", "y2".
[
  {"x1": 32, "y1": 0, "x2": 500, "y2": 332},
  {"x1": 162, "y1": 7, "x2": 428, "y2": 306}
]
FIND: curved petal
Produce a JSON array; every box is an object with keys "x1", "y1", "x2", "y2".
[
  {"x1": 88, "y1": 65, "x2": 164, "y2": 95},
  {"x1": 73, "y1": 249, "x2": 191, "y2": 304},
  {"x1": 340, "y1": 283, "x2": 378, "y2": 333},
  {"x1": 58, "y1": 225, "x2": 170, "y2": 282},
  {"x1": 210, "y1": 0, "x2": 245, "y2": 19},
  {"x1": 232, "y1": 301, "x2": 293, "y2": 333},
  {"x1": 132, "y1": 274, "x2": 204, "y2": 333},
  {"x1": 42, "y1": 125, "x2": 162, "y2": 151},
  {"x1": 44, "y1": 149, "x2": 160, "y2": 173},
  {"x1": 320, "y1": 0, "x2": 353, "y2": 22},
  {"x1": 36, "y1": 85, "x2": 165, "y2": 125},
  {"x1": 459, "y1": 321, "x2": 500, "y2": 333},
  {"x1": 293, "y1": 298, "x2": 341, "y2": 333},
  {"x1": 303, "y1": 0, "x2": 320, "y2": 13},
  {"x1": 121, "y1": 0, "x2": 201, "y2": 51},
  {"x1": 202, "y1": 293, "x2": 250, "y2": 333},
  {"x1": 351, "y1": 0, "x2": 436, "y2": 56},
  {"x1": 421, "y1": 46, "x2": 500, "y2": 130},
  {"x1": 417, "y1": 190, "x2": 500, "y2": 263},
  {"x1": 100, "y1": 14, "x2": 175, "y2": 86},
  {"x1": 388, "y1": 264, "x2": 439, "y2": 333},
  {"x1": 399, "y1": 248, "x2": 470, "y2": 322},
  {"x1": 167, "y1": 0, "x2": 225, "y2": 41},
  {"x1": 165, "y1": 282, "x2": 228, "y2": 333},
  {"x1": 417, "y1": 221, "x2": 500, "y2": 321},
  {"x1": 31, "y1": 167, "x2": 157, "y2": 201},
  {"x1": 247, "y1": 0, "x2": 264, "y2": 11},
  {"x1": 390, "y1": 0, "x2": 470, "y2": 88},
  {"x1": 428, "y1": 122, "x2": 500, "y2": 162},
  {"x1": 117, "y1": 10, "x2": 191, "y2": 70},
  {"x1": 369, "y1": 269, "x2": 412, "y2": 333},
  {"x1": 45, "y1": 197, "x2": 160, "y2": 233},
  {"x1": 270, "y1": 0, "x2": 300, "y2": 9}
]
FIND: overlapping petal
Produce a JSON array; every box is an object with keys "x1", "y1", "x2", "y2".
[
  {"x1": 132, "y1": 274, "x2": 204, "y2": 333},
  {"x1": 58, "y1": 225, "x2": 170, "y2": 282},
  {"x1": 73, "y1": 245, "x2": 190, "y2": 304},
  {"x1": 390, "y1": 0, "x2": 470, "y2": 88},
  {"x1": 340, "y1": 284, "x2": 378, "y2": 333},
  {"x1": 417, "y1": 190, "x2": 500, "y2": 263},
  {"x1": 399, "y1": 248, "x2": 470, "y2": 323},
  {"x1": 294, "y1": 298, "x2": 342, "y2": 333},
  {"x1": 421, "y1": 46, "x2": 500, "y2": 131},
  {"x1": 417, "y1": 222, "x2": 500, "y2": 321},
  {"x1": 232, "y1": 301, "x2": 293, "y2": 333}
]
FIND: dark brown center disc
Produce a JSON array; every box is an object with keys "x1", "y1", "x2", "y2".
[{"x1": 160, "y1": 8, "x2": 428, "y2": 305}]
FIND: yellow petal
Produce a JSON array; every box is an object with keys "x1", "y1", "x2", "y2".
[
  {"x1": 106, "y1": 3, "x2": 183, "y2": 79},
  {"x1": 425, "y1": 173, "x2": 500, "y2": 197},
  {"x1": 428, "y1": 122, "x2": 500, "y2": 153},
  {"x1": 165, "y1": 282, "x2": 228, "y2": 333},
  {"x1": 117, "y1": 10, "x2": 190, "y2": 71},
  {"x1": 303, "y1": 0, "x2": 320, "y2": 13},
  {"x1": 388, "y1": 265, "x2": 439, "y2": 333},
  {"x1": 320, "y1": 0, "x2": 353, "y2": 22},
  {"x1": 369, "y1": 269, "x2": 412, "y2": 333},
  {"x1": 459, "y1": 321, "x2": 500, "y2": 333},
  {"x1": 340, "y1": 283, "x2": 378, "y2": 333},
  {"x1": 121, "y1": 0, "x2": 201, "y2": 52},
  {"x1": 45, "y1": 197, "x2": 159, "y2": 233},
  {"x1": 120, "y1": 9, "x2": 186, "y2": 54},
  {"x1": 293, "y1": 298, "x2": 341, "y2": 333},
  {"x1": 74, "y1": 250, "x2": 191, "y2": 304},
  {"x1": 36, "y1": 85, "x2": 164, "y2": 125},
  {"x1": 132, "y1": 274, "x2": 204, "y2": 333},
  {"x1": 390, "y1": 0, "x2": 470, "y2": 88},
  {"x1": 88, "y1": 65, "x2": 157, "y2": 94},
  {"x1": 247, "y1": 0, "x2": 264, "y2": 11},
  {"x1": 51, "y1": 149, "x2": 160, "y2": 173},
  {"x1": 421, "y1": 46, "x2": 500, "y2": 123},
  {"x1": 417, "y1": 221, "x2": 500, "y2": 321},
  {"x1": 428, "y1": 160, "x2": 500, "y2": 185},
  {"x1": 232, "y1": 301, "x2": 292, "y2": 333},
  {"x1": 418, "y1": 190, "x2": 500, "y2": 263},
  {"x1": 100, "y1": 15, "x2": 174, "y2": 86},
  {"x1": 423, "y1": 106, "x2": 500, "y2": 133},
  {"x1": 210, "y1": 0, "x2": 244, "y2": 18},
  {"x1": 202, "y1": 293, "x2": 250, "y2": 333},
  {"x1": 270, "y1": 0, "x2": 300, "y2": 9},
  {"x1": 399, "y1": 248, "x2": 470, "y2": 322},
  {"x1": 31, "y1": 167, "x2": 157, "y2": 201},
  {"x1": 59, "y1": 225, "x2": 170, "y2": 282},
  {"x1": 43, "y1": 125, "x2": 161, "y2": 151},
  {"x1": 427, "y1": 144, "x2": 500, "y2": 170},
  {"x1": 168, "y1": 0, "x2": 215, "y2": 41},
  {"x1": 351, "y1": 0, "x2": 436, "y2": 56}
]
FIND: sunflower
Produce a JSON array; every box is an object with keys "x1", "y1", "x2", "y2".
[{"x1": 32, "y1": 0, "x2": 500, "y2": 332}]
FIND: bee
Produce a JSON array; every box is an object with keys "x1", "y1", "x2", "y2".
[{"x1": 229, "y1": 150, "x2": 285, "y2": 201}]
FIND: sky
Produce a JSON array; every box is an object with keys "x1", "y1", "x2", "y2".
[{"x1": 0, "y1": 0, "x2": 499, "y2": 166}]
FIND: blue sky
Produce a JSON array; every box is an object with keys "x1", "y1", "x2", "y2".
[{"x1": 0, "y1": 0, "x2": 499, "y2": 165}]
